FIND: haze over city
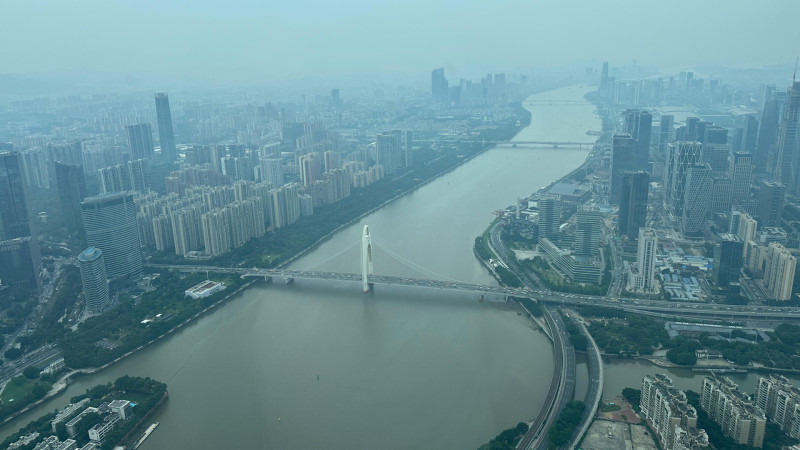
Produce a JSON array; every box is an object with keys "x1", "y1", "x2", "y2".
[
  {"x1": 6, "y1": 1, "x2": 800, "y2": 449},
  {"x1": 3, "y1": 0, "x2": 800, "y2": 88}
]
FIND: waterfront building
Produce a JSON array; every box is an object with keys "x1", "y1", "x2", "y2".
[
  {"x1": 618, "y1": 171, "x2": 648, "y2": 239},
  {"x1": 81, "y1": 192, "x2": 143, "y2": 279},
  {"x1": 54, "y1": 162, "x2": 87, "y2": 235},
  {"x1": 665, "y1": 142, "x2": 703, "y2": 218},
  {"x1": 376, "y1": 130, "x2": 402, "y2": 175},
  {"x1": 574, "y1": 205, "x2": 602, "y2": 257},
  {"x1": 125, "y1": 123, "x2": 154, "y2": 160},
  {"x1": 700, "y1": 375, "x2": 766, "y2": 448},
  {"x1": 538, "y1": 238, "x2": 602, "y2": 284},
  {"x1": 763, "y1": 242, "x2": 796, "y2": 301},
  {"x1": 756, "y1": 180, "x2": 785, "y2": 227},
  {"x1": 776, "y1": 81, "x2": 800, "y2": 193},
  {"x1": 681, "y1": 162, "x2": 712, "y2": 235},
  {"x1": 299, "y1": 193, "x2": 314, "y2": 217},
  {"x1": 78, "y1": 247, "x2": 110, "y2": 313},
  {"x1": 629, "y1": 228, "x2": 658, "y2": 293},
  {"x1": 537, "y1": 196, "x2": 560, "y2": 243},
  {"x1": 640, "y1": 374, "x2": 708, "y2": 450},
  {"x1": 200, "y1": 209, "x2": 231, "y2": 257},
  {"x1": 154, "y1": 93, "x2": 177, "y2": 161},
  {"x1": 269, "y1": 183, "x2": 301, "y2": 229},
  {"x1": 404, "y1": 130, "x2": 413, "y2": 167},
  {"x1": 609, "y1": 133, "x2": 635, "y2": 204},
  {"x1": 712, "y1": 234, "x2": 743, "y2": 288},
  {"x1": 729, "y1": 152, "x2": 753, "y2": 201},
  {"x1": 755, "y1": 375, "x2": 800, "y2": 438}
]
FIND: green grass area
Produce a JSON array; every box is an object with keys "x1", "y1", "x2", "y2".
[
  {"x1": 0, "y1": 376, "x2": 52, "y2": 419},
  {"x1": 600, "y1": 403, "x2": 621, "y2": 413}
]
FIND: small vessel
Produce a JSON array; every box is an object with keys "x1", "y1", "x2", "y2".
[
  {"x1": 317, "y1": 374, "x2": 320, "y2": 381},
  {"x1": 133, "y1": 422, "x2": 160, "y2": 449}
]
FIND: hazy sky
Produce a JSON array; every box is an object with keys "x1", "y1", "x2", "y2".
[{"x1": 4, "y1": 0, "x2": 800, "y2": 85}]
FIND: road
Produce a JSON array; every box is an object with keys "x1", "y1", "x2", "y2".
[{"x1": 568, "y1": 317, "x2": 604, "y2": 449}]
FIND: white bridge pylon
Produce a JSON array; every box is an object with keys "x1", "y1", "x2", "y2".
[{"x1": 361, "y1": 225, "x2": 374, "y2": 293}]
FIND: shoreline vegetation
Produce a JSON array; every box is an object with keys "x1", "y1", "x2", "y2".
[
  {"x1": 0, "y1": 376, "x2": 168, "y2": 450},
  {"x1": 0, "y1": 98, "x2": 535, "y2": 433}
]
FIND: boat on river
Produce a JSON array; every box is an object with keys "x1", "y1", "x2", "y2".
[{"x1": 133, "y1": 422, "x2": 160, "y2": 449}]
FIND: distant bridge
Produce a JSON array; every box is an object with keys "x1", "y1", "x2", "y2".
[{"x1": 413, "y1": 140, "x2": 595, "y2": 149}]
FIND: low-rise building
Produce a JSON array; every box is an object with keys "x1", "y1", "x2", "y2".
[
  {"x1": 51, "y1": 398, "x2": 90, "y2": 432},
  {"x1": 87, "y1": 414, "x2": 120, "y2": 443}
]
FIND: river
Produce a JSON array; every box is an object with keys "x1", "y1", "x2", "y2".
[{"x1": 1, "y1": 85, "x2": 596, "y2": 449}]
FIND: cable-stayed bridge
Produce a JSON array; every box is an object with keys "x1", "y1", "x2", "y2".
[{"x1": 151, "y1": 225, "x2": 524, "y2": 301}]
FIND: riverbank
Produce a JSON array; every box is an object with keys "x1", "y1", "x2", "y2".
[{"x1": 0, "y1": 278, "x2": 257, "y2": 428}]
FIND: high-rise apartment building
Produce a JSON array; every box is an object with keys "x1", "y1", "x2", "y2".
[
  {"x1": 763, "y1": 242, "x2": 796, "y2": 301},
  {"x1": 755, "y1": 375, "x2": 800, "y2": 439},
  {"x1": 376, "y1": 130, "x2": 402, "y2": 175},
  {"x1": 609, "y1": 134, "x2": 635, "y2": 204},
  {"x1": 126, "y1": 123, "x2": 155, "y2": 160},
  {"x1": 641, "y1": 374, "x2": 708, "y2": 450},
  {"x1": 299, "y1": 153, "x2": 322, "y2": 186},
  {"x1": 730, "y1": 210, "x2": 758, "y2": 243},
  {"x1": 81, "y1": 192, "x2": 143, "y2": 279},
  {"x1": 55, "y1": 162, "x2": 87, "y2": 235},
  {"x1": 259, "y1": 157, "x2": 284, "y2": 188},
  {"x1": 618, "y1": 171, "x2": 648, "y2": 239},
  {"x1": 78, "y1": 247, "x2": 110, "y2": 313},
  {"x1": 701, "y1": 376, "x2": 766, "y2": 448},
  {"x1": 154, "y1": 93, "x2": 177, "y2": 161}
]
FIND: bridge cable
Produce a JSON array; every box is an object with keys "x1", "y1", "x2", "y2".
[
  {"x1": 371, "y1": 240, "x2": 467, "y2": 284},
  {"x1": 295, "y1": 238, "x2": 362, "y2": 272}
]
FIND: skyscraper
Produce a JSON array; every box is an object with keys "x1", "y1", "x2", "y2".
[
  {"x1": 756, "y1": 91, "x2": 785, "y2": 173},
  {"x1": 537, "y1": 196, "x2": 560, "y2": 243},
  {"x1": 431, "y1": 68, "x2": 448, "y2": 102},
  {"x1": 609, "y1": 133, "x2": 635, "y2": 204},
  {"x1": 618, "y1": 171, "x2": 649, "y2": 239},
  {"x1": 710, "y1": 176, "x2": 733, "y2": 215},
  {"x1": 729, "y1": 152, "x2": 753, "y2": 201},
  {"x1": 575, "y1": 206, "x2": 601, "y2": 257},
  {"x1": 658, "y1": 114, "x2": 674, "y2": 154},
  {"x1": 776, "y1": 81, "x2": 800, "y2": 192},
  {"x1": 681, "y1": 162, "x2": 712, "y2": 234},
  {"x1": 763, "y1": 243, "x2": 796, "y2": 301},
  {"x1": 331, "y1": 89, "x2": 341, "y2": 108},
  {"x1": 623, "y1": 110, "x2": 652, "y2": 172},
  {"x1": 0, "y1": 151, "x2": 41, "y2": 290},
  {"x1": 713, "y1": 234, "x2": 744, "y2": 288},
  {"x1": 126, "y1": 123, "x2": 155, "y2": 160},
  {"x1": 665, "y1": 142, "x2": 703, "y2": 218},
  {"x1": 740, "y1": 114, "x2": 759, "y2": 154},
  {"x1": 632, "y1": 228, "x2": 658, "y2": 293},
  {"x1": 78, "y1": 247, "x2": 110, "y2": 313},
  {"x1": 0, "y1": 151, "x2": 33, "y2": 240},
  {"x1": 756, "y1": 180, "x2": 785, "y2": 227},
  {"x1": 154, "y1": 93, "x2": 177, "y2": 161},
  {"x1": 54, "y1": 162, "x2": 87, "y2": 235},
  {"x1": 81, "y1": 192, "x2": 143, "y2": 279}
]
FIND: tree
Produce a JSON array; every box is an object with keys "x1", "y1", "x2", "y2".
[
  {"x1": 23, "y1": 366, "x2": 40, "y2": 379},
  {"x1": 4, "y1": 347, "x2": 22, "y2": 360},
  {"x1": 622, "y1": 388, "x2": 641, "y2": 409}
]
